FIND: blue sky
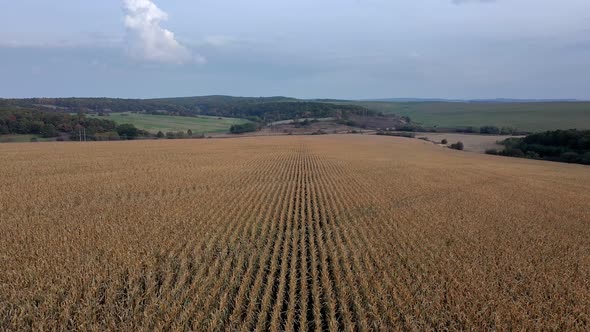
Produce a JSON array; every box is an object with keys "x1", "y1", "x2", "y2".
[{"x1": 1, "y1": 0, "x2": 589, "y2": 99}]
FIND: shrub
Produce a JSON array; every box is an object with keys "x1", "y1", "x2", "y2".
[
  {"x1": 485, "y1": 149, "x2": 498, "y2": 155},
  {"x1": 95, "y1": 132, "x2": 120, "y2": 141},
  {"x1": 396, "y1": 125, "x2": 419, "y2": 132},
  {"x1": 480, "y1": 126, "x2": 500, "y2": 135},
  {"x1": 41, "y1": 124, "x2": 58, "y2": 138},
  {"x1": 156, "y1": 131, "x2": 165, "y2": 138},
  {"x1": 500, "y1": 127, "x2": 517, "y2": 135},
  {"x1": 338, "y1": 119, "x2": 357, "y2": 127},
  {"x1": 526, "y1": 144, "x2": 564, "y2": 157},
  {"x1": 116, "y1": 124, "x2": 139, "y2": 139},
  {"x1": 456, "y1": 127, "x2": 478, "y2": 134},
  {"x1": 441, "y1": 139, "x2": 448, "y2": 145},
  {"x1": 230, "y1": 122, "x2": 258, "y2": 134},
  {"x1": 501, "y1": 137, "x2": 522, "y2": 148},
  {"x1": 560, "y1": 151, "x2": 580, "y2": 163},
  {"x1": 376, "y1": 131, "x2": 415, "y2": 138},
  {"x1": 501, "y1": 148, "x2": 525, "y2": 158},
  {"x1": 450, "y1": 142, "x2": 464, "y2": 150}
]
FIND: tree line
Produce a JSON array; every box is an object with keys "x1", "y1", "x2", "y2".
[
  {"x1": 487, "y1": 129, "x2": 590, "y2": 165},
  {"x1": 0, "y1": 97, "x2": 380, "y2": 124},
  {"x1": 0, "y1": 108, "x2": 149, "y2": 141},
  {"x1": 230, "y1": 123, "x2": 259, "y2": 134},
  {"x1": 190, "y1": 101, "x2": 378, "y2": 123}
]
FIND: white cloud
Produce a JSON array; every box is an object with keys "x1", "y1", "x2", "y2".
[
  {"x1": 123, "y1": 0, "x2": 204, "y2": 64},
  {"x1": 452, "y1": 0, "x2": 495, "y2": 4},
  {"x1": 204, "y1": 35, "x2": 236, "y2": 47}
]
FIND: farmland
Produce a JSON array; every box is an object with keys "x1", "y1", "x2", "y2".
[
  {"x1": 352, "y1": 101, "x2": 590, "y2": 132},
  {"x1": 1, "y1": 136, "x2": 589, "y2": 330},
  {"x1": 88, "y1": 112, "x2": 249, "y2": 134},
  {"x1": 415, "y1": 132, "x2": 517, "y2": 153},
  {"x1": 0, "y1": 134, "x2": 50, "y2": 143}
]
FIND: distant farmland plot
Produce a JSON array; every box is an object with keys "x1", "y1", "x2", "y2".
[
  {"x1": 416, "y1": 132, "x2": 517, "y2": 153},
  {"x1": 1, "y1": 136, "x2": 589, "y2": 330},
  {"x1": 0, "y1": 134, "x2": 45, "y2": 143},
  {"x1": 352, "y1": 101, "x2": 590, "y2": 132},
  {"x1": 89, "y1": 112, "x2": 249, "y2": 133}
]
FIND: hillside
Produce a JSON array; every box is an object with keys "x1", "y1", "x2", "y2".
[
  {"x1": 5, "y1": 96, "x2": 588, "y2": 133},
  {"x1": 0, "y1": 96, "x2": 383, "y2": 124},
  {"x1": 350, "y1": 101, "x2": 590, "y2": 132}
]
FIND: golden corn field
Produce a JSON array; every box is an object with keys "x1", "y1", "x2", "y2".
[{"x1": 1, "y1": 135, "x2": 590, "y2": 331}]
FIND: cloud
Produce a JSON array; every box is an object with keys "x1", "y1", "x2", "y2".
[
  {"x1": 452, "y1": 0, "x2": 495, "y2": 4},
  {"x1": 123, "y1": 0, "x2": 204, "y2": 64},
  {"x1": 204, "y1": 35, "x2": 236, "y2": 47},
  {"x1": 0, "y1": 34, "x2": 122, "y2": 49}
]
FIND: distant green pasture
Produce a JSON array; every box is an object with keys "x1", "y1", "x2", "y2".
[
  {"x1": 90, "y1": 112, "x2": 250, "y2": 134},
  {"x1": 350, "y1": 101, "x2": 590, "y2": 132}
]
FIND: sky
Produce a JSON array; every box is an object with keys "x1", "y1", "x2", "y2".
[{"x1": 1, "y1": 0, "x2": 589, "y2": 99}]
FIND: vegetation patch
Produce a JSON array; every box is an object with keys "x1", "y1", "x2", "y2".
[
  {"x1": 449, "y1": 141, "x2": 465, "y2": 151},
  {"x1": 230, "y1": 122, "x2": 259, "y2": 134},
  {"x1": 376, "y1": 131, "x2": 416, "y2": 138},
  {"x1": 488, "y1": 129, "x2": 590, "y2": 165},
  {"x1": 0, "y1": 107, "x2": 132, "y2": 141},
  {"x1": 90, "y1": 112, "x2": 249, "y2": 134}
]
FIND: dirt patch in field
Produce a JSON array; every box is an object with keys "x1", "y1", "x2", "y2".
[{"x1": 415, "y1": 132, "x2": 523, "y2": 153}]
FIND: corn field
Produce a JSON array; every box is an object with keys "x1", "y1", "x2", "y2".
[{"x1": 1, "y1": 135, "x2": 589, "y2": 331}]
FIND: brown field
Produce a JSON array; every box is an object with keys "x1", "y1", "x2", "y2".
[{"x1": 1, "y1": 135, "x2": 589, "y2": 331}]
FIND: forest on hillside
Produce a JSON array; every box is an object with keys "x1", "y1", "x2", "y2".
[
  {"x1": 0, "y1": 97, "x2": 380, "y2": 124},
  {"x1": 0, "y1": 108, "x2": 148, "y2": 140}
]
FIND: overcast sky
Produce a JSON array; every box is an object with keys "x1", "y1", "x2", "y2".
[{"x1": 1, "y1": 0, "x2": 589, "y2": 99}]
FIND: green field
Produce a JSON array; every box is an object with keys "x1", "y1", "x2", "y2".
[
  {"x1": 0, "y1": 135, "x2": 53, "y2": 143},
  {"x1": 351, "y1": 101, "x2": 590, "y2": 132},
  {"x1": 90, "y1": 112, "x2": 250, "y2": 134}
]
